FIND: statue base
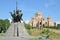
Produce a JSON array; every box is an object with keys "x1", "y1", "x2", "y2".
[{"x1": 6, "y1": 22, "x2": 29, "y2": 37}]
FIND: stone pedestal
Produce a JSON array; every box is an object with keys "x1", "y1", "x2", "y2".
[
  {"x1": 14, "y1": 23, "x2": 18, "y2": 36},
  {"x1": 6, "y1": 22, "x2": 29, "y2": 37}
]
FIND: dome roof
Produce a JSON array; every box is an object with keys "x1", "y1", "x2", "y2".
[
  {"x1": 47, "y1": 16, "x2": 51, "y2": 19},
  {"x1": 32, "y1": 17, "x2": 35, "y2": 19},
  {"x1": 36, "y1": 11, "x2": 42, "y2": 16}
]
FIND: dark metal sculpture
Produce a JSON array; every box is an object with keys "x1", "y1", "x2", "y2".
[
  {"x1": 10, "y1": 0, "x2": 23, "y2": 23},
  {"x1": 10, "y1": 0, "x2": 23, "y2": 37},
  {"x1": 10, "y1": 10, "x2": 23, "y2": 23}
]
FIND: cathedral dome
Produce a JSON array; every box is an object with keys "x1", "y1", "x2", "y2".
[
  {"x1": 35, "y1": 11, "x2": 42, "y2": 16},
  {"x1": 47, "y1": 16, "x2": 51, "y2": 19},
  {"x1": 32, "y1": 17, "x2": 35, "y2": 19}
]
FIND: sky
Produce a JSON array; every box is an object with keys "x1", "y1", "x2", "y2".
[{"x1": 0, "y1": 0, "x2": 60, "y2": 22}]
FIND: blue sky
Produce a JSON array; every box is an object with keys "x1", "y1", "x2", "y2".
[{"x1": 0, "y1": 0, "x2": 60, "y2": 22}]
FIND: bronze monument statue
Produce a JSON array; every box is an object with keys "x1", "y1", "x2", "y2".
[
  {"x1": 10, "y1": 10, "x2": 23, "y2": 23},
  {"x1": 10, "y1": 0, "x2": 23, "y2": 23}
]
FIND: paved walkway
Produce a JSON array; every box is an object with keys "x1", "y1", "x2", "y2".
[{"x1": 0, "y1": 36, "x2": 50, "y2": 40}]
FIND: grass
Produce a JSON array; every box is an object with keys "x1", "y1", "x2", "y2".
[
  {"x1": 27, "y1": 29, "x2": 42, "y2": 36},
  {"x1": 26, "y1": 28, "x2": 60, "y2": 40},
  {"x1": 0, "y1": 33, "x2": 5, "y2": 36},
  {"x1": 49, "y1": 32, "x2": 60, "y2": 40}
]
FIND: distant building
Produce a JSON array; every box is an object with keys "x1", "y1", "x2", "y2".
[
  {"x1": 56, "y1": 22, "x2": 60, "y2": 27},
  {"x1": 28, "y1": 11, "x2": 55, "y2": 28}
]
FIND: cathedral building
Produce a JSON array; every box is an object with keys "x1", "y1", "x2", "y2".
[{"x1": 28, "y1": 11, "x2": 55, "y2": 28}]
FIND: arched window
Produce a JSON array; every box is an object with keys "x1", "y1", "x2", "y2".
[
  {"x1": 45, "y1": 22, "x2": 47, "y2": 24},
  {"x1": 40, "y1": 22, "x2": 42, "y2": 25}
]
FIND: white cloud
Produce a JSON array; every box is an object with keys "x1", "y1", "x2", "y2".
[
  {"x1": 8, "y1": 18, "x2": 12, "y2": 23},
  {"x1": 25, "y1": 20, "x2": 29, "y2": 24},
  {"x1": 56, "y1": 22, "x2": 60, "y2": 24}
]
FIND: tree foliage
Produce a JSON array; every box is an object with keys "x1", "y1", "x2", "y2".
[
  {"x1": 0, "y1": 19, "x2": 10, "y2": 33},
  {"x1": 24, "y1": 24, "x2": 32, "y2": 30}
]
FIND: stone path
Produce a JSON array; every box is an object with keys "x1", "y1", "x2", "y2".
[
  {"x1": 0, "y1": 35, "x2": 50, "y2": 40},
  {"x1": 0, "y1": 36, "x2": 25, "y2": 40}
]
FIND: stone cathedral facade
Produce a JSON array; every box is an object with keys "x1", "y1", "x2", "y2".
[{"x1": 28, "y1": 11, "x2": 55, "y2": 28}]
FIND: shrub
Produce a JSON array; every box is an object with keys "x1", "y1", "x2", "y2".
[
  {"x1": 41, "y1": 28, "x2": 50, "y2": 35},
  {"x1": 24, "y1": 24, "x2": 32, "y2": 30}
]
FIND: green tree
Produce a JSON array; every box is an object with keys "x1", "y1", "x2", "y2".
[{"x1": 0, "y1": 19, "x2": 10, "y2": 33}]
